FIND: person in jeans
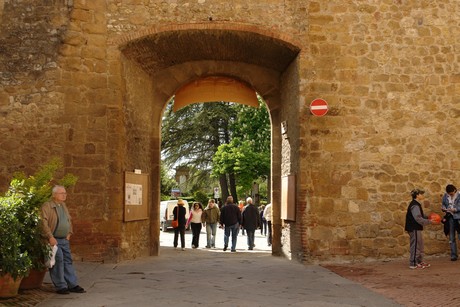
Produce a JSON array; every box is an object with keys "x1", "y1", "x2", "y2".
[
  {"x1": 173, "y1": 199, "x2": 187, "y2": 251},
  {"x1": 404, "y1": 189, "x2": 436, "y2": 269},
  {"x1": 202, "y1": 199, "x2": 220, "y2": 248},
  {"x1": 441, "y1": 184, "x2": 460, "y2": 261},
  {"x1": 41, "y1": 185, "x2": 85, "y2": 295},
  {"x1": 238, "y1": 200, "x2": 246, "y2": 235},
  {"x1": 259, "y1": 205, "x2": 267, "y2": 236},
  {"x1": 241, "y1": 197, "x2": 260, "y2": 250},
  {"x1": 219, "y1": 196, "x2": 241, "y2": 252}
]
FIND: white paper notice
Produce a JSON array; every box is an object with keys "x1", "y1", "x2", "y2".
[{"x1": 125, "y1": 183, "x2": 143, "y2": 205}]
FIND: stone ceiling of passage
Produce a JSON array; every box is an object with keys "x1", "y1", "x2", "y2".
[{"x1": 121, "y1": 29, "x2": 300, "y2": 74}]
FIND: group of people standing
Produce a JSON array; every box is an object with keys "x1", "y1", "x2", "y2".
[
  {"x1": 172, "y1": 196, "x2": 272, "y2": 252},
  {"x1": 172, "y1": 198, "x2": 221, "y2": 250},
  {"x1": 405, "y1": 184, "x2": 460, "y2": 269}
]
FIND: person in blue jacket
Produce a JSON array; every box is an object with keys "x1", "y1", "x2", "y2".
[{"x1": 441, "y1": 184, "x2": 460, "y2": 261}]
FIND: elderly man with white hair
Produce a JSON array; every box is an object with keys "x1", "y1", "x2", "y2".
[{"x1": 241, "y1": 197, "x2": 261, "y2": 250}]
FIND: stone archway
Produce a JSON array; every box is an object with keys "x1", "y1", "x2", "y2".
[{"x1": 118, "y1": 23, "x2": 301, "y2": 258}]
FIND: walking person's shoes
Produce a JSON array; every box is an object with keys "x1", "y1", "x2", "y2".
[
  {"x1": 56, "y1": 288, "x2": 70, "y2": 294},
  {"x1": 223, "y1": 245, "x2": 227, "y2": 251},
  {"x1": 69, "y1": 285, "x2": 86, "y2": 293},
  {"x1": 451, "y1": 257, "x2": 458, "y2": 261},
  {"x1": 409, "y1": 262, "x2": 430, "y2": 269}
]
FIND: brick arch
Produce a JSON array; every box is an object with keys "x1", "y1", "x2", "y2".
[
  {"x1": 141, "y1": 60, "x2": 285, "y2": 256},
  {"x1": 119, "y1": 23, "x2": 300, "y2": 258},
  {"x1": 115, "y1": 22, "x2": 302, "y2": 53},
  {"x1": 172, "y1": 76, "x2": 260, "y2": 111},
  {"x1": 119, "y1": 22, "x2": 301, "y2": 75},
  {"x1": 152, "y1": 61, "x2": 281, "y2": 112}
]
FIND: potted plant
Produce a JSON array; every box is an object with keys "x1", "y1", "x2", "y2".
[
  {"x1": 0, "y1": 194, "x2": 32, "y2": 297},
  {"x1": 0, "y1": 158, "x2": 77, "y2": 291}
]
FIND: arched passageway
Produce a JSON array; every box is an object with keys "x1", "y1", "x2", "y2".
[{"x1": 118, "y1": 23, "x2": 301, "y2": 257}]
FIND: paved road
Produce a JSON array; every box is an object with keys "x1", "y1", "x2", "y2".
[
  {"x1": 36, "y1": 227, "x2": 401, "y2": 307},
  {"x1": 159, "y1": 224, "x2": 273, "y2": 251}
]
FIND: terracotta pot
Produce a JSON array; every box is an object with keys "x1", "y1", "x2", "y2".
[
  {"x1": 19, "y1": 268, "x2": 47, "y2": 290},
  {"x1": 0, "y1": 273, "x2": 23, "y2": 298}
]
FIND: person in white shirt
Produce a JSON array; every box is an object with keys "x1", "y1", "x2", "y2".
[
  {"x1": 186, "y1": 202, "x2": 204, "y2": 248},
  {"x1": 263, "y1": 203, "x2": 272, "y2": 247}
]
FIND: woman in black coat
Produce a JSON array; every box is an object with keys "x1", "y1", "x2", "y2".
[{"x1": 173, "y1": 199, "x2": 187, "y2": 250}]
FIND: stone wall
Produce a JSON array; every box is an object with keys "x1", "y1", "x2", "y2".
[
  {"x1": 0, "y1": 0, "x2": 458, "y2": 263},
  {"x1": 0, "y1": 0, "x2": 72, "y2": 186},
  {"x1": 300, "y1": 0, "x2": 459, "y2": 262}
]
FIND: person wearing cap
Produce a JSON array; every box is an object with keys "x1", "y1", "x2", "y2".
[
  {"x1": 173, "y1": 199, "x2": 187, "y2": 251},
  {"x1": 41, "y1": 185, "x2": 85, "y2": 294},
  {"x1": 441, "y1": 184, "x2": 460, "y2": 261},
  {"x1": 404, "y1": 188, "x2": 436, "y2": 269}
]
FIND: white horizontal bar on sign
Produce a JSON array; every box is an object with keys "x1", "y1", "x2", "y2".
[{"x1": 310, "y1": 105, "x2": 328, "y2": 110}]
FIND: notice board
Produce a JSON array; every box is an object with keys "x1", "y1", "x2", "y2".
[
  {"x1": 281, "y1": 175, "x2": 296, "y2": 221},
  {"x1": 124, "y1": 171, "x2": 149, "y2": 222}
]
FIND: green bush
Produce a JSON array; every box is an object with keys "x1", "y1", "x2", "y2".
[
  {"x1": 0, "y1": 158, "x2": 78, "y2": 275},
  {"x1": 0, "y1": 196, "x2": 33, "y2": 280},
  {"x1": 193, "y1": 190, "x2": 208, "y2": 206}
]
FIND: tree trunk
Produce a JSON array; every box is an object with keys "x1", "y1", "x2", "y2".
[
  {"x1": 229, "y1": 172, "x2": 238, "y2": 202},
  {"x1": 219, "y1": 174, "x2": 229, "y2": 205}
]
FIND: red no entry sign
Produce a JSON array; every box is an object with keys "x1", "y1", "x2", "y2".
[{"x1": 310, "y1": 98, "x2": 328, "y2": 116}]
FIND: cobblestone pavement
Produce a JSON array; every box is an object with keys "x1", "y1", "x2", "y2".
[
  {"x1": 0, "y1": 283, "x2": 55, "y2": 306},
  {"x1": 323, "y1": 255, "x2": 460, "y2": 307}
]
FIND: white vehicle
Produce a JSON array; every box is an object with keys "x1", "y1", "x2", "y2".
[{"x1": 160, "y1": 200, "x2": 190, "y2": 232}]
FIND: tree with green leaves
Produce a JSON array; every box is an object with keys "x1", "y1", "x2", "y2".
[
  {"x1": 160, "y1": 164, "x2": 176, "y2": 200},
  {"x1": 161, "y1": 97, "x2": 270, "y2": 203},
  {"x1": 212, "y1": 97, "x2": 270, "y2": 200},
  {"x1": 161, "y1": 100, "x2": 237, "y2": 199}
]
